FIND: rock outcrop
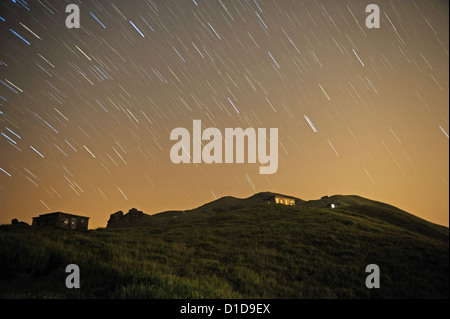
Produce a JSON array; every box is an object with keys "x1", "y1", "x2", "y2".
[
  {"x1": 107, "y1": 208, "x2": 145, "y2": 228},
  {"x1": 11, "y1": 218, "x2": 29, "y2": 226}
]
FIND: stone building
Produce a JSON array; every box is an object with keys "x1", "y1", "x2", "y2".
[{"x1": 32, "y1": 212, "x2": 90, "y2": 230}]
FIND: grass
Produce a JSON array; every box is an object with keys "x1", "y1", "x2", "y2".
[{"x1": 0, "y1": 203, "x2": 448, "y2": 299}]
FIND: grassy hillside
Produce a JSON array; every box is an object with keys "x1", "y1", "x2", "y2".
[
  {"x1": 299, "y1": 195, "x2": 448, "y2": 242},
  {"x1": 0, "y1": 196, "x2": 448, "y2": 299},
  {"x1": 106, "y1": 192, "x2": 302, "y2": 228}
]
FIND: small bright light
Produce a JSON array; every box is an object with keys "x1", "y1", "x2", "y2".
[{"x1": 331, "y1": 204, "x2": 336, "y2": 209}]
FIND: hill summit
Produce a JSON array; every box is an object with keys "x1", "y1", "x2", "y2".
[{"x1": 106, "y1": 192, "x2": 447, "y2": 243}]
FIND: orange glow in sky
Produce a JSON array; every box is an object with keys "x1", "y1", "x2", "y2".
[{"x1": 0, "y1": 0, "x2": 448, "y2": 229}]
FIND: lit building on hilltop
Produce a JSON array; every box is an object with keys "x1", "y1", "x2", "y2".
[
  {"x1": 326, "y1": 203, "x2": 340, "y2": 209},
  {"x1": 268, "y1": 194, "x2": 296, "y2": 206}
]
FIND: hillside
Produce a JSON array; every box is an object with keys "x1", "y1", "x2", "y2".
[
  {"x1": 106, "y1": 192, "x2": 302, "y2": 228},
  {"x1": 191, "y1": 192, "x2": 303, "y2": 214},
  {"x1": 0, "y1": 193, "x2": 448, "y2": 298}
]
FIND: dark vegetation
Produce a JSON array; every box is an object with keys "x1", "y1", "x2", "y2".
[{"x1": 0, "y1": 193, "x2": 448, "y2": 298}]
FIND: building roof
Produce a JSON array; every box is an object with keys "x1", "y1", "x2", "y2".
[{"x1": 33, "y1": 212, "x2": 90, "y2": 219}]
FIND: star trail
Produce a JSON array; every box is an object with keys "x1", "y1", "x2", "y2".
[{"x1": 0, "y1": 0, "x2": 448, "y2": 228}]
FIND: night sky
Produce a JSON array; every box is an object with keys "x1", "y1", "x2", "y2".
[{"x1": 0, "y1": 0, "x2": 448, "y2": 229}]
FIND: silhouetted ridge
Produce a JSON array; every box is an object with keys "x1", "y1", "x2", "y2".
[{"x1": 105, "y1": 192, "x2": 447, "y2": 243}]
